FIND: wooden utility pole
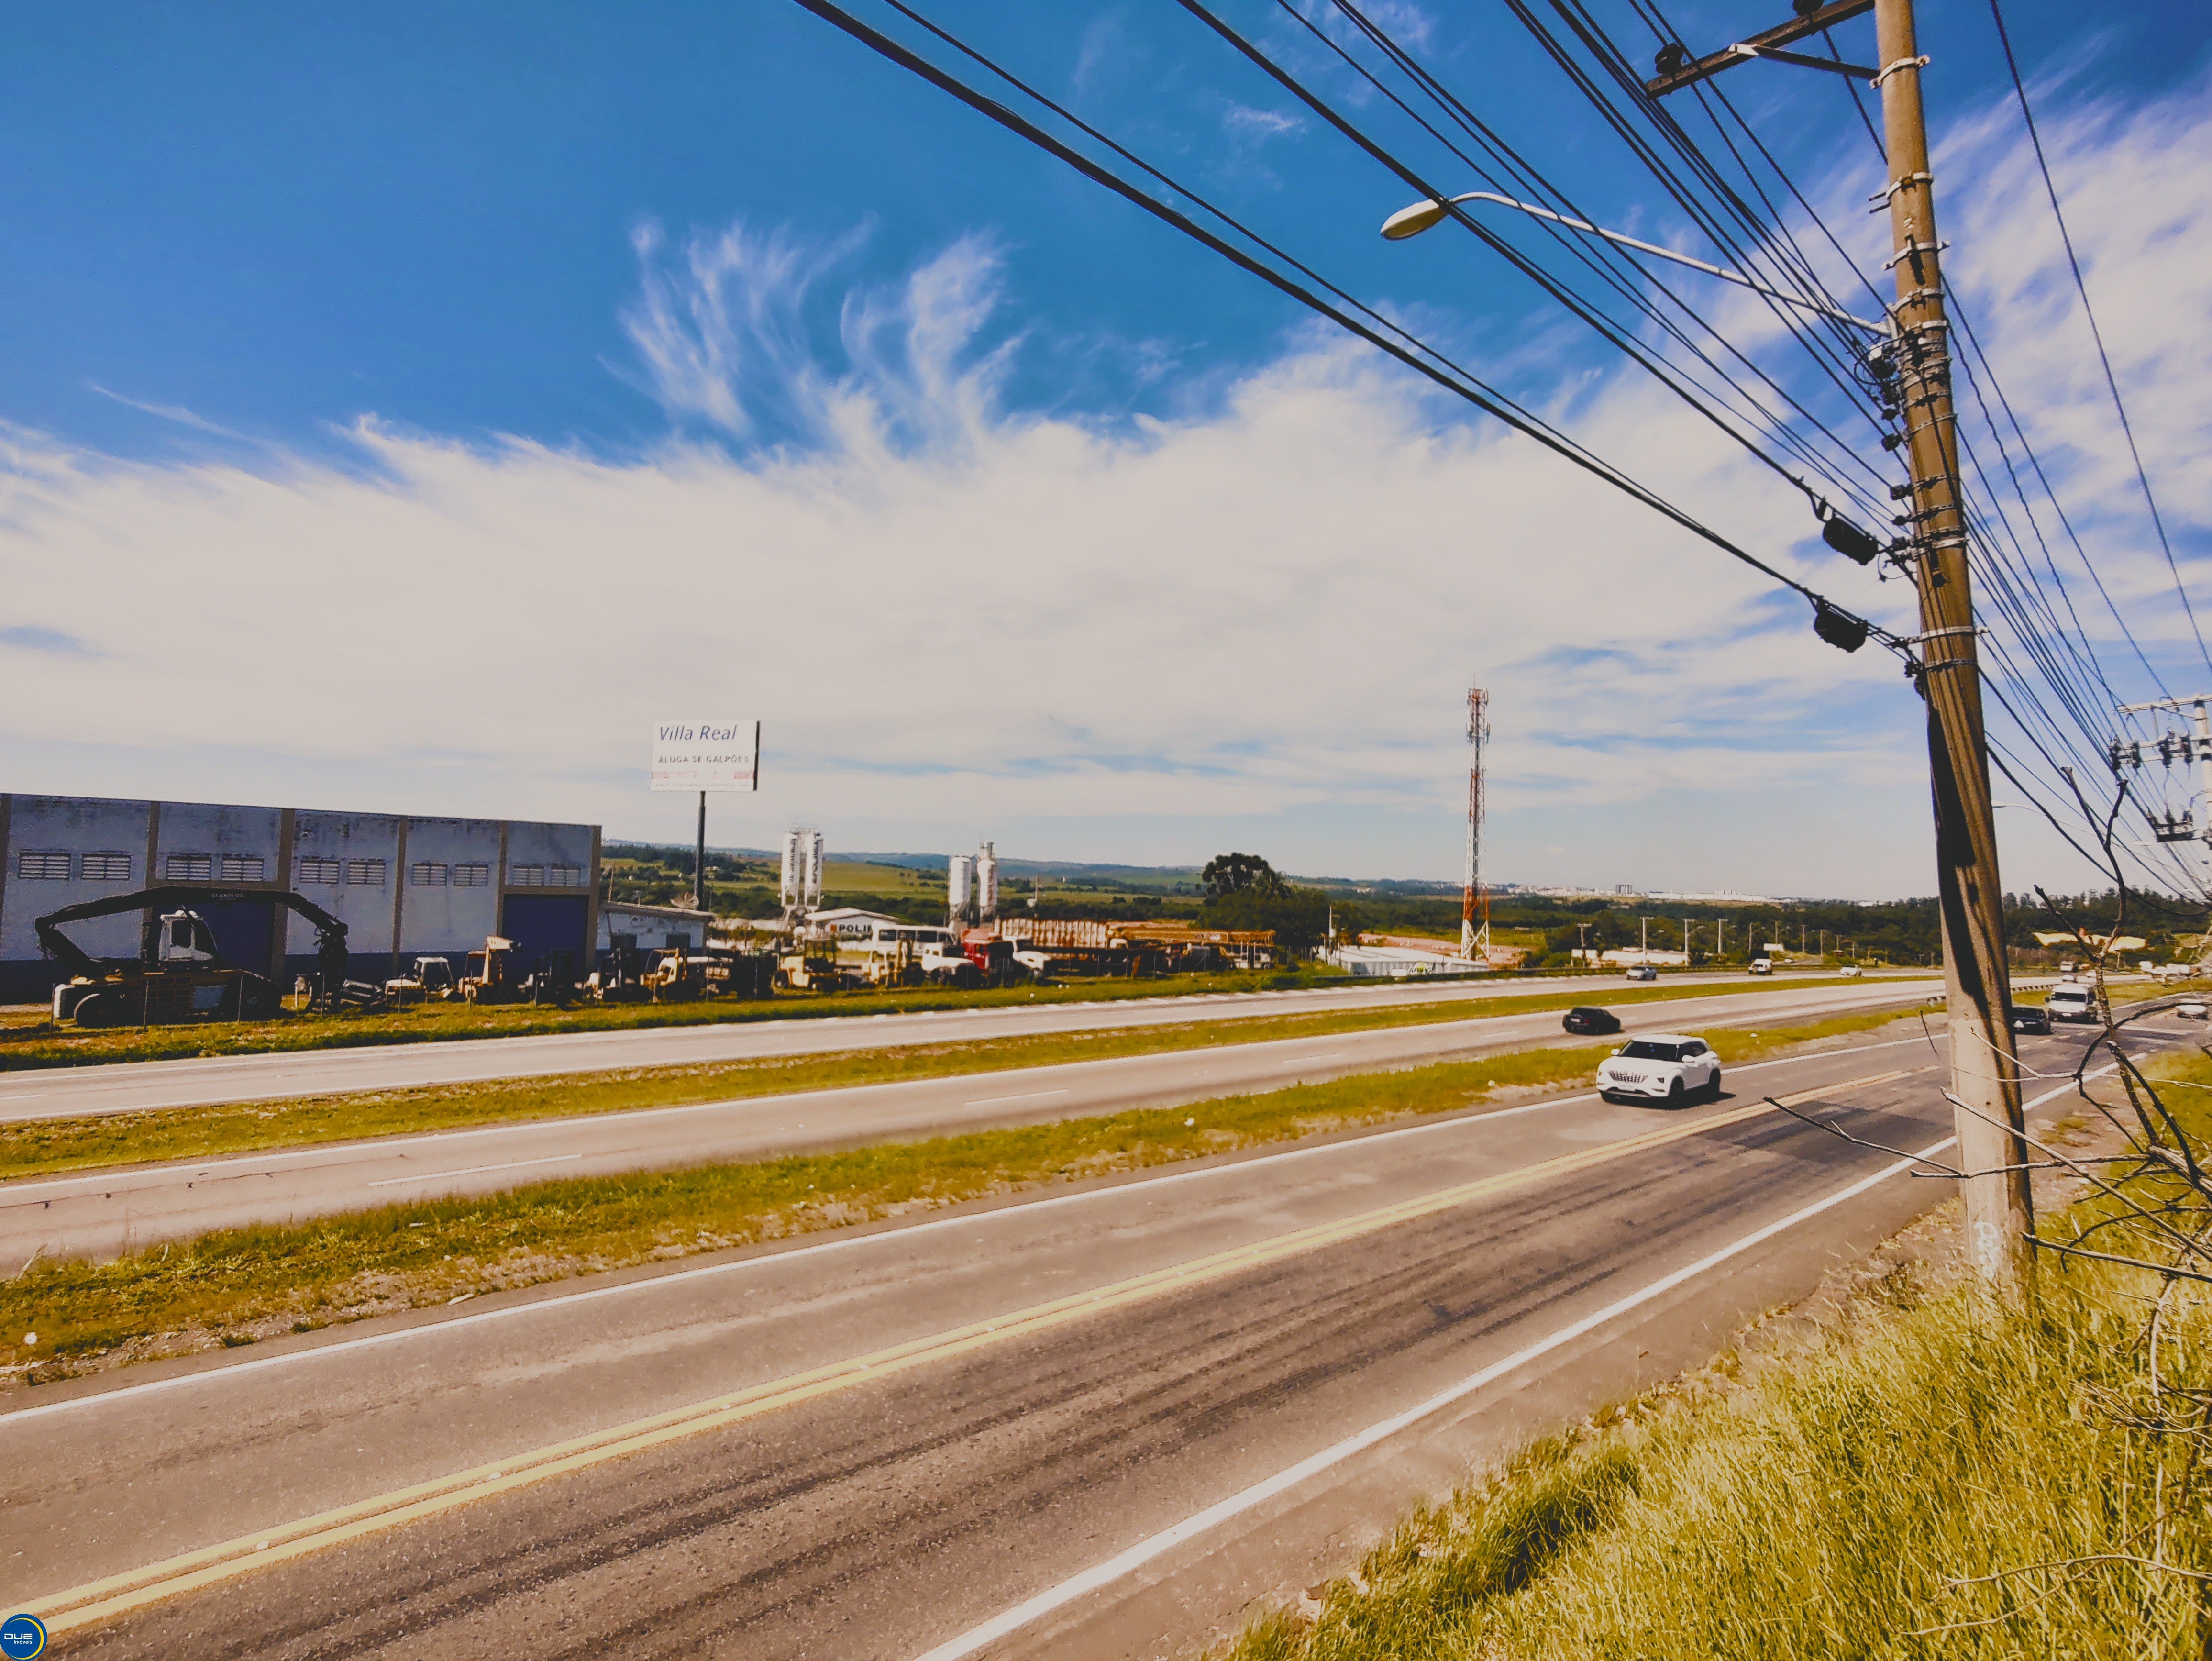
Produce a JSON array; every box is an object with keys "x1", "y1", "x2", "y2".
[
  {"x1": 1645, "y1": 0, "x2": 2034, "y2": 1297},
  {"x1": 1875, "y1": 0, "x2": 2035, "y2": 1294}
]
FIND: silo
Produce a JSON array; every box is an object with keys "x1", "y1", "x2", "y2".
[
  {"x1": 803, "y1": 831, "x2": 825, "y2": 908},
  {"x1": 977, "y1": 842, "x2": 999, "y2": 922},
  {"x1": 948, "y1": 854, "x2": 974, "y2": 920},
  {"x1": 780, "y1": 830, "x2": 803, "y2": 911}
]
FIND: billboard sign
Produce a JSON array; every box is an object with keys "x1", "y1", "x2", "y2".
[{"x1": 651, "y1": 720, "x2": 760, "y2": 792}]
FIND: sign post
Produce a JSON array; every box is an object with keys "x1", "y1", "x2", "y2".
[{"x1": 650, "y1": 720, "x2": 760, "y2": 913}]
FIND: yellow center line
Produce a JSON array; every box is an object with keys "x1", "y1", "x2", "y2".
[{"x1": 24, "y1": 1068, "x2": 1904, "y2": 1634}]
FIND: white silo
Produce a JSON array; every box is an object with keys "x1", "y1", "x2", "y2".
[
  {"x1": 780, "y1": 830, "x2": 803, "y2": 912},
  {"x1": 977, "y1": 842, "x2": 999, "y2": 923},
  {"x1": 948, "y1": 853, "x2": 974, "y2": 923},
  {"x1": 802, "y1": 830, "x2": 825, "y2": 909}
]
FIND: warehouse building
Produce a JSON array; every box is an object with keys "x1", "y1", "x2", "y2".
[{"x1": 0, "y1": 794, "x2": 600, "y2": 1002}]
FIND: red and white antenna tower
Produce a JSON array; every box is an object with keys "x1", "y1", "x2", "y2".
[{"x1": 1463, "y1": 682, "x2": 1490, "y2": 962}]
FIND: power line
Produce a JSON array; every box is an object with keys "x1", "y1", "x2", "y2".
[
  {"x1": 1986, "y1": 0, "x2": 2211, "y2": 678},
  {"x1": 786, "y1": 0, "x2": 1892, "y2": 644}
]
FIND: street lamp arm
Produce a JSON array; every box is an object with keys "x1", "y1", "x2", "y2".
[{"x1": 1381, "y1": 190, "x2": 1887, "y2": 335}]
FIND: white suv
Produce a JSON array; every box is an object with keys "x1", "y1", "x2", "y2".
[
  {"x1": 2045, "y1": 983, "x2": 2098, "y2": 1024},
  {"x1": 1597, "y1": 1034, "x2": 1722, "y2": 1105}
]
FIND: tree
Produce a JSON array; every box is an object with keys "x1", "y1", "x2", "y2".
[{"x1": 1201, "y1": 852, "x2": 1285, "y2": 902}]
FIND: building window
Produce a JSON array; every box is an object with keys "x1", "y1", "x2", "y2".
[
  {"x1": 165, "y1": 853, "x2": 213, "y2": 882},
  {"x1": 509, "y1": 864, "x2": 546, "y2": 887},
  {"x1": 548, "y1": 864, "x2": 582, "y2": 886},
  {"x1": 410, "y1": 862, "x2": 449, "y2": 886},
  {"x1": 219, "y1": 854, "x2": 266, "y2": 882},
  {"x1": 453, "y1": 863, "x2": 490, "y2": 887},
  {"x1": 14, "y1": 850, "x2": 70, "y2": 881},
  {"x1": 346, "y1": 859, "x2": 387, "y2": 887},
  {"x1": 297, "y1": 856, "x2": 342, "y2": 885},
  {"x1": 81, "y1": 852, "x2": 133, "y2": 883}
]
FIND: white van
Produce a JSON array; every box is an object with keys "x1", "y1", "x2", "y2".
[{"x1": 2045, "y1": 983, "x2": 2098, "y2": 1024}]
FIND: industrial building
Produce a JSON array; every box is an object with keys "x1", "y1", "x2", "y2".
[{"x1": 0, "y1": 793, "x2": 600, "y2": 1002}]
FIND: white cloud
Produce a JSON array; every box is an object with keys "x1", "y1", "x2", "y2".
[
  {"x1": 1, "y1": 70, "x2": 2204, "y2": 900},
  {"x1": 1220, "y1": 102, "x2": 1302, "y2": 142}
]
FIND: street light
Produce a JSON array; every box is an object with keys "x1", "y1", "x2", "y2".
[{"x1": 1380, "y1": 190, "x2": 1888, "y2": 335}]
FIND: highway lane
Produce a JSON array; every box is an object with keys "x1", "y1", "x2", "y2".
[
  {"x1": 1, "y1": 980, "x2": 1942, "y2": 1265},
  {"x1": 0, "y1": 969, "x2": 1927, "y2": 1121},
  {"x1": 4, "y1": 1023, "x2": 2159, "y2": 1660}
]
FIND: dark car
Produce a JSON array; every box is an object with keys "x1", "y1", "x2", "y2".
[
  {"x1": 1563, "y1": 1006, "x2": 1622, "y2": 1035},
  {"x1": 2011, "y1": 1006, "x2": 2052, "y2": 1035}
]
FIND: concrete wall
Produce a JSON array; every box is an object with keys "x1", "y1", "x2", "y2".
[
  {"x1": 0, "y1": 794, "x2": 601, "y2": 1001},
  {"x1": 0, "y1": 796, "x2": 156, "y2": 966}
]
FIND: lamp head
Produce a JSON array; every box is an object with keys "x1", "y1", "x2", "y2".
[{"x1": 1381, "y1": 199, "x2": 1452, "y2": 240}]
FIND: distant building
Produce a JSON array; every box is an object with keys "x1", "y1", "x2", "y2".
[
  {"x1": 1, "y1": 793, "x2": 598, "y2": 1000},
  {"x1": 812, "y1": 907, "x2": 905, "y2": 939},
  {"x1": 1329, "y1": 943, "x2": 1484, "y2": 979},
  {"x1": 598, "y1": 900, "x2": 713, "y2": 954}
]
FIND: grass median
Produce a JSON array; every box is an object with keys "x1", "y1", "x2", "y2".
[
  {"x1": 0, "y1": 967, "x2": 1907, "y2": 1072},
  {"x1": 1209, "y1": 1035, "x2": 2212, "y2": 1659},
  {"x1": 1, "y1": 975, "x2": 1907, "y2": 1182},
  {"x1": 0, "y1": 1008, "x2": 1920, "y2": 1387}
]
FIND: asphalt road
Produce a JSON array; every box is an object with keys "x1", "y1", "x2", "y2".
[
  {"x1": 0, "y1": 969, "x2": 1927, "y2": 1122},
  {"x1": 6, "y1": 1020, "x2": 2166, "y2": 1660},
  {"x1": 1, "y1": 980, "x2": 1942, "y2": 1266}
]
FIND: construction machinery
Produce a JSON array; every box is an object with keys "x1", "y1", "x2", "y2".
[
  {"x1": 457, "y1": 936, "x2": 527, "y2": 1005},
  {"x1": 39, "y1": 885, "x2": 361, "y2": 1027},
  {"x1": 383, "y1": 956, "x2": 457, "y2": 1005}
]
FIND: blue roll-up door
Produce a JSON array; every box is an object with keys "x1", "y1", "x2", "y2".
[{"x1": 499, "y1": 894, "x2": 587, "y2": 966}]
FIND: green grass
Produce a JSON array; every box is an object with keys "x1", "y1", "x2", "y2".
[
  {"x1": 0, "y1": 957, "x2": 1917, "y2": 1074},
  {"x1": 0, "y1": 977, "x2": 1901, "y2": 1182},
  {"x1": 0, "y1": 1008, "x2": 1914, "y2": 1383},
  {"x1": 0, "y1": 965, "x2": 1351, "y2": 1071},
  {"x1": 1213, "y1": 1048, "x2": 2212, "y2": 1660}
]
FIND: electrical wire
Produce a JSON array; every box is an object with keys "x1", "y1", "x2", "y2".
[
  {"x1": 1987, "y1": 0, "x2": 2212, "y2": 679},
  {"x1": 785, "y1": 0, "x2": 1892, "y2": 644}
]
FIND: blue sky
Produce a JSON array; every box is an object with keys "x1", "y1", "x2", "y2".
[{"x1": 4, "y1": 1, "x2": 2210, "y2": 898}]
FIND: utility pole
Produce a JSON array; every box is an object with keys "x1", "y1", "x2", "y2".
[
  {"x1": 1644, "y1": 0, "x2": 2032, "y2": 1296},
  {"x1": 695, "y1": 791, "x2": 708, "y2": 914},
  {"x1": 1877, "y1": 0, "x2": 2033, "y2": 1294},
  {"x1": 2117, "y1": 695, "x2": 2212, "y2": 890}
]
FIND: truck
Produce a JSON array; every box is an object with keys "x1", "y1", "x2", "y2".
[{"x1": 39, "y1": 884, "x2": 362, "y2": 1028}]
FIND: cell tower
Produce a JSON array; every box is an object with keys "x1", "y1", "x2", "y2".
[{"x1": 1463, "y1": 682, "x2": 1490, "y2": 962}]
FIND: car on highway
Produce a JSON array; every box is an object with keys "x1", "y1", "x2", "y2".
[
  {"x1": 1749, "y1": 957, "x2": 1773, "y2": 975},
  {"x1": 2010, "y1": 1006, "x2": 2051, "y2": 1035},
  {"x1": 1837, "y1": 965, "x2": 1862, "y2": 977},
  {"x1": 2046, "y1": 983, "x2": 2099, "y2": 1024},
  {"x1": 1623, "y1": 964, "x2": 1659, "y2": 982},
  {"x1": 1597, "y1": 1033, "x2": 1721, "y2": 1106},
  {"x1": 1562, "y1": 1005, "x2": 1621, "y2": 1035}
]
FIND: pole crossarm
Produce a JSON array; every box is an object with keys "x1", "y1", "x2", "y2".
[{"x1": 1645, "y1": 0, "x2": 1875, "y2": 97}]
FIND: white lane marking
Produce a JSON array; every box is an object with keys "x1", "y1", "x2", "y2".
[
  {"x1": 0, "y1": 1034, "x2": 1955, "y2": 1425},
  {"x1": 365, "y1": 1155, "x2": 585, "y2": 1189},
  {"x1": 905, "y1": 1066, "x2": 2093, "y2": 1661},
  {"x1": 906, "y1": 1131, "x2": 1964, "y2": 1661},
  {"x1": 961, "y1": 1089, "x2": 1072, "y2": 1108}
]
